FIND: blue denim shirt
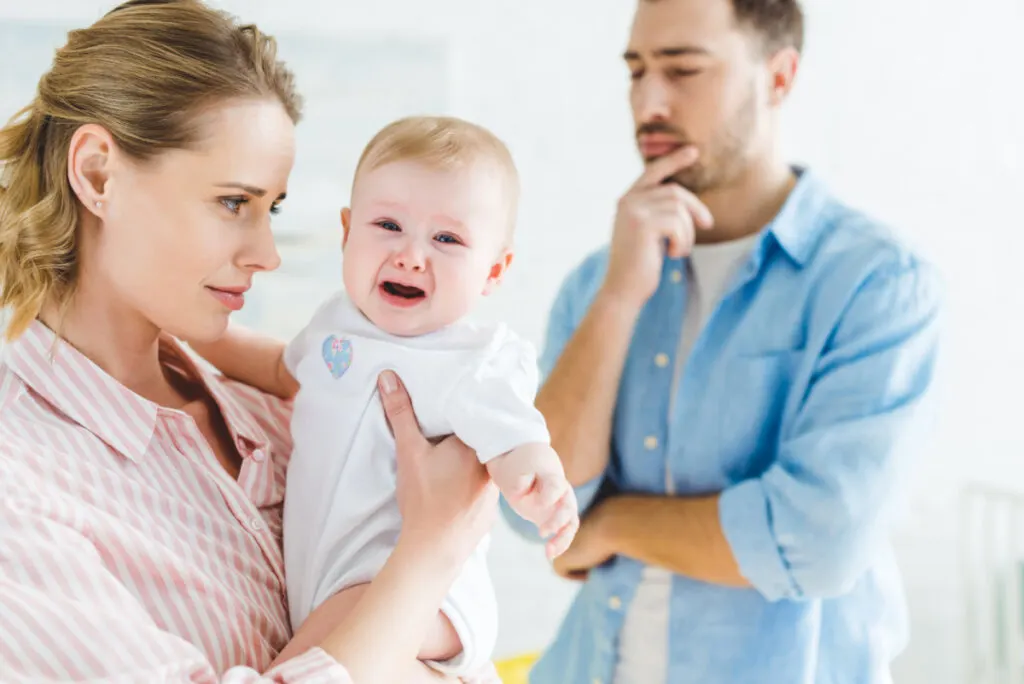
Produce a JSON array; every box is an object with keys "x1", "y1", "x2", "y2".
[{"x1": 502, "y1": 168, "x2": 944, "y2": 684}]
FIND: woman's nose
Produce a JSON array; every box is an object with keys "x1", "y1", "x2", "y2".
[{"x1": 242, "y1": 219, "x2": 282, "y2": 273}]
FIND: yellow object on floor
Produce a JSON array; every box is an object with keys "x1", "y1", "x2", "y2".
[{"x1": 494, "y1": 652, "x2": 538, "y2": 683}]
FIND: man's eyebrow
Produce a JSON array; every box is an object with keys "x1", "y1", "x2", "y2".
[{"x1": 623, "y1": 46, "x2": 711, "y2": 60}]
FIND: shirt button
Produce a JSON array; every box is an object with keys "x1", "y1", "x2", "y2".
[
  {"x1": 251, "y1": 449, "x2": 266, "y2": 463},
  {"x1": 644, "y1": 436, "x2": 658, "y2": 450},
  {"x1": 250, "y1": 516, "x2": 264, "y2": 532},
  {"x1": 670, "y1": 269, "x2": 683, "y2": 283},
  {"x1": 654, "y1": 353, "x2": 669, "y2": 368},
  {"x1": 608, "y1": 596, "x2": 622, "y2": 610}
]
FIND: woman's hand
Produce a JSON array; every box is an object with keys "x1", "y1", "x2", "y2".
[
  {"x1": 317, "y1": 371, "x2": 498, "y2": 682},
  {"x1": 378, "y1": 370, "x2": 498, "y2": 563}
]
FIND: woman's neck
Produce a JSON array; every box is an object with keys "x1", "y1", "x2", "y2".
[{"x1": 39, "y1": 286, "x2": 185, "y2": 409}]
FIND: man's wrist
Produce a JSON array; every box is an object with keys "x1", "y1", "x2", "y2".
[
  {"x1": 592, "y1": 495, "x2": 629, "y2": 558},
  {"x1": 593, "y1": 285, "x2": 645, "y2": 324}
]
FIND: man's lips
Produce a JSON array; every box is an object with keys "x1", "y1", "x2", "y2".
[{"x1": 638, "y1": 136, "x2": 684, "y2": 158}]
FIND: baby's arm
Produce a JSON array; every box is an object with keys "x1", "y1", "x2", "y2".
[
  {"x1": 487, "y1": 443, "x2": 578, "y2": 559},
  {"x1": 188, "y1": 324, "x2": 298, "y2": 399},
  {"x1": 445, "y1": 333, "x2": 579, "y2": 558}
]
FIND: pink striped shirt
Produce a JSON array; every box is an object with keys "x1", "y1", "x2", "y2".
[{"x1": 0, "y1": 320, "x2": 350, "y2": 683}]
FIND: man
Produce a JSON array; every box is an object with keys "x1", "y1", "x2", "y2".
[{"x1": 501, "y1": 0, "x2": 944, "y2": 683}]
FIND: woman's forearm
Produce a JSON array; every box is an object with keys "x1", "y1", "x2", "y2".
[
  {"x1": 319, "y1": 536, "x2": 463, "y2": 683},
  {"x1": 188, "y1": 325, "x2": 297, "y2": 399}
]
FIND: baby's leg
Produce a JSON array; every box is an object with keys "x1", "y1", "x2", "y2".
[
  {"x1": 271, "y1": 583, "x2": 464, "y2": 675},
  {"x1": 421, "y1": 611, "x2": 461, "y2": 661},
  {"x1": 271, "y1": 583, "x2": 370, "y2": 668}
]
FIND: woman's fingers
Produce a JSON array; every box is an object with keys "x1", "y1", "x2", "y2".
[{"x1": 378, "y1": 370, "x2": 429, "y2": 463}]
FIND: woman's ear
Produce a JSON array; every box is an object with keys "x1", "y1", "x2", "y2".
[{"x1": 67, "y1": 123, "x2": 117, "y2": 217}]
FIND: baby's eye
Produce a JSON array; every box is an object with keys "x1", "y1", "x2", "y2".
[
  {"x1": 434, "y1": 233, "x2": 463, "y2": 245},
  {"x1": 375, "y1": 220, "x2": 401, "y2": 232}
]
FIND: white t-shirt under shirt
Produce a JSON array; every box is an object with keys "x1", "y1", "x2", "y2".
[
  {"x1": 281, "y1": 290, "x2": 550, "y2": 676},
  {"x1": 613, "y1": 232, "x2": 762, "y2": 684}
]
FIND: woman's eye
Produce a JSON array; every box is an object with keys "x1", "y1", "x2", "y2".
[
  {"x1": 221, "y1": 197, "x2": 247, "y2": 215},
  {"x1": 376, "y1": 220, "x2": 401, "y2": 232},
  {"x1": 434, "y1": 233, "x2": 463, "y2": 245}
]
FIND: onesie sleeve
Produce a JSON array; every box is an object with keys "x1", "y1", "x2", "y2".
[{"x1": 442, "y1": 331, "x2": 551, "y2": 463}]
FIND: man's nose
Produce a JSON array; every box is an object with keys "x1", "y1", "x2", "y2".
[{"x1": 633, "y1": 75, "x2": 672, "y2": 123}]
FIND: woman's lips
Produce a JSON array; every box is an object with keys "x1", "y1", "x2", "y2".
[{"x1": 207, "y1": 286, "x2": 246, "y2": 311}]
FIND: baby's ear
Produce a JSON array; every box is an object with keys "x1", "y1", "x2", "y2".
[
  {"x1": 483, "y1": 248, "x2": 514, "y2": 296},
  {"x1": 340, "y1": 207, "x2": 352, "y2": 247}
]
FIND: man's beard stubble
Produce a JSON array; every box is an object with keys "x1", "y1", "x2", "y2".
[{"x1": 638, "y1": 89, "x2": 758, "y2": 195}]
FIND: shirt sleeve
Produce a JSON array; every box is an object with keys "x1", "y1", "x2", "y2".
[
  {"x1": 0, "y1": 449, "x2": 349, "y2": 683},
  {"x1": 444, "y1": 332, "x2": 550, "y2": 464},
  {"x1": 718, "y1": 257, "x2": 945, "y2": 602}
]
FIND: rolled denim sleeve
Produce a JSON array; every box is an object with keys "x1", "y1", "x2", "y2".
[{"x1": 719, "y1": 258, "x2": 944, "y2": 601}]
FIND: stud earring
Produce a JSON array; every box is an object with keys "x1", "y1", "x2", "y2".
[{"x1": 95, "y1": 201, "x2": 103, "y2": 209}]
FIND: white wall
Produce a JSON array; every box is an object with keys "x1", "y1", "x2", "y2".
[{"x1": 3, "y1": 2, "x2": 1022, "y2": 682}]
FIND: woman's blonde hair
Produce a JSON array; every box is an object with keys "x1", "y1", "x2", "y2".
[
  {"x1": 354, "y1": 116, "x2": 520, "y2": 239},
  {"x1": 0, "y1": 0, "x2": 302, "y2": 341}
]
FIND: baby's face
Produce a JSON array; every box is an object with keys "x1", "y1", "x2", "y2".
[{"x1": 341, "y1": 160, "x2": 513, "y2": 336}]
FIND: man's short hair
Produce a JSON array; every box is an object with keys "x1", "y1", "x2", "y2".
[
  {"x1": 643, "y1": 0, "x2": 805, "y2": 55},
  {"x1": 731, "y1": 0, "x2": 804, "y2": 54}
]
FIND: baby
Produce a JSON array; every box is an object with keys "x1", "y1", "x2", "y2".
[{"x1": 191, "y1": 116, "x2": 578, "y2": 677}]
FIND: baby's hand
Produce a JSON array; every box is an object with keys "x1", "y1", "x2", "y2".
[{"x1": 487, "y1": 444, "x2": 579, "y2": 559}]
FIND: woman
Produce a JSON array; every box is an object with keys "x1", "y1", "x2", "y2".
[{"x1": 0, "y1": 1, "x2": 498, "y2": 682}]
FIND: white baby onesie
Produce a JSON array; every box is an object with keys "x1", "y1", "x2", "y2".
[{"x1": 282, "y1": 289, "x2": 550, "y2": 675}]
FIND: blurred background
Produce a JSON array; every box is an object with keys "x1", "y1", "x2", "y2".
[{"x1": 2, "y1": 1, "x2": 1022, "y2": 683}]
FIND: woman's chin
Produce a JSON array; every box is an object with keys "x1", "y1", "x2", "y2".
[{"x1": 165, "y1": 313, "x2": 231, "y2": 345}]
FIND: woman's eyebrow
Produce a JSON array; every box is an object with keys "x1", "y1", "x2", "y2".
[{"x1": 215, "y1": 182, "x2": 286, "y2": 201}]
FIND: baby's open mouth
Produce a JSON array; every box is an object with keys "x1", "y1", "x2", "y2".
[{"x1": 380, "y1": 281, "x2": 426, "y2": 300}]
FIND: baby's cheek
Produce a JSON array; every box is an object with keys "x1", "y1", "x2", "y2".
[
  {"x1": 341, "y1": 244, "x2": 377, "y2": 290},
  {"x1": 438, "y1": 260, "x2": 485, "y2": 305}
]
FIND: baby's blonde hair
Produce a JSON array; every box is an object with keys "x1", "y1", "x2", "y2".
[{"x1": 353, "y1": 116, "x2": 520, "y2": 239}]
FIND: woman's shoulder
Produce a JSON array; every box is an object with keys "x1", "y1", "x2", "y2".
[
  {"x1": 0, "y1": 361, "x2": 21, "y2": 415},
  {"x1": 0, "y1": 363, "x2": 44, "y2": 451},
  {"x1": 0, "y1": 362, "x2": 95, "y2": 477}
]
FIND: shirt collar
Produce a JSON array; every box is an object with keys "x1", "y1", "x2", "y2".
[
  {"x1": 4, "y1": 320, "x2": 268, "y2": 462},
  {"x1": 761, "y1": 166, "x2": 835, "y2": 268},
  {"x1": 162, "y1": 337, "x2": 271, "y2": 456}
]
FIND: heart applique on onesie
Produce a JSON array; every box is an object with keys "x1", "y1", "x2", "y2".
[{"x1": 321, "y1": 335, "x2": 353, "y2": 379}]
